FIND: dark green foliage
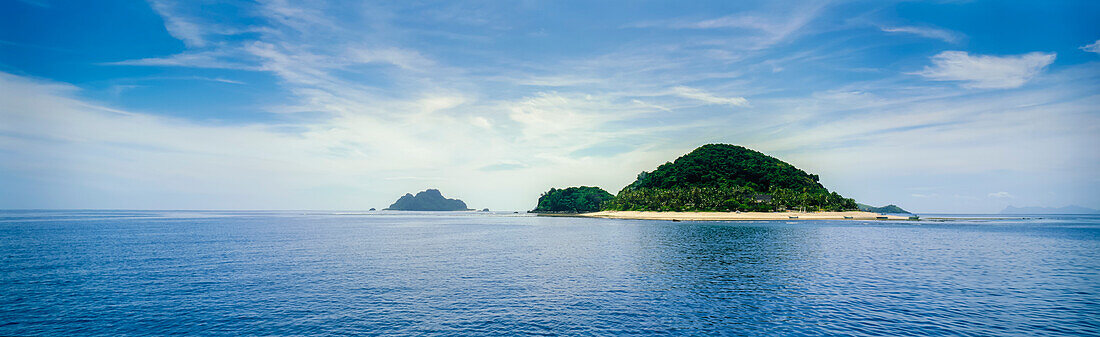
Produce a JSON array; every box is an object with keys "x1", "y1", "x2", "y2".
[
  {"x1": 607, "y1": 144, "x2": 858, "y2": 212},
  {"x1": 386, "y1": 189, "x2": 469, "y2": 211},
  {"x1": 857, "y1": 204, "x2": 911, "y2": 214},
  {"x1": 533, "y1": 186, "x2": 614, "y2": 213},
  {"x1": 603, "y1": 187, "x2": 856, "y2": 212},
  {"x1": 625, "y1": 144, "x2": 825, "y2": 192}
]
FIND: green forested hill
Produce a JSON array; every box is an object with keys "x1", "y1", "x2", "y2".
[
  {"x1": 532, "y1": 186, "x2": 614, "y2": 213},
  {"x1": 604, "y1": 144, "x2": 857, "y2": 212},
  {"x1": 624, "y1": 144, "x2": 826, "y2": 192},
  {"x1": 857, "y1": 204, "x2": 911, "y2": 214}
]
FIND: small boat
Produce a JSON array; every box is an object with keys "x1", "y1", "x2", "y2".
[
  {"x1": 908, "y1": 216, "x2": 920, "y2": 220},
  {"x1": 789, "y1": 216, "x2": 799, "y2": 219},
  {"x1": 672, "y1": 219, "x2": 681, "y2": 222},
  {"x1": 876, "y1": 216, "x2": 888, "y2": 220},
  {"x1": 843, "y1": 216, "x2": 853, "y2": 219}
]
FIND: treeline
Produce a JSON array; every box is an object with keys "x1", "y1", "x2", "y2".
[
  {"x1": 532, "y1": 186, "x2": 614, "y2": 213},
  {"x1": 532, "y1": 185, "x2": 857, "y2": 213},
  {"x1": 602, "y1": 186, "x2": 857, "y2": 212}
]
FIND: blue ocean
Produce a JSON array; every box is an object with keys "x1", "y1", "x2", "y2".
[{"x1": 1, "y1": 210, "x2": 1097, "y2": 336}]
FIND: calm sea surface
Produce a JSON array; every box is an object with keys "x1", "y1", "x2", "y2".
[{"x1": 1, "y1": 210, "x2": 1097, "y2": 336}]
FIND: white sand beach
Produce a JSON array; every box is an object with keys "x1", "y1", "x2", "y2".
[{"x1": 577, "y1": 211, "x2": 911, "y2": 221}]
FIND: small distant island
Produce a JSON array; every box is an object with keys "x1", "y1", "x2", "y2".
[
  {"x1": 386, "y1": 189, "x2": 471, "y2": 211},
  {"x1": 532, "y1": 144, "x2": 910, "y2": 220},
  {"x1": 858, "y1": 204, "x2": 911, "y2": 214}
]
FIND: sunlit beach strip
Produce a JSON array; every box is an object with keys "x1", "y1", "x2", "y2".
[{"x1": 555, "y1": 211, "x2": 912, "y2": 221}]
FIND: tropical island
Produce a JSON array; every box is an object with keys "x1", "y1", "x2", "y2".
[
  {"x1": 532, "y1": 186, "x2": 615, "y2": 213},
  {"x1": 534, "y1": 144, "x2": 910, "y2": 220},
  {"x1": 386, "y1": 189, "x2": 471, "y2": 211},
  {"x1": 858, "y1": 204, "x2": 911, "y2": 214}
]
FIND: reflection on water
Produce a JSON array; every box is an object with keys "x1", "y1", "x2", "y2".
[{"x1": 0, "y1": 211, "x2": 1097, "y2": 336}]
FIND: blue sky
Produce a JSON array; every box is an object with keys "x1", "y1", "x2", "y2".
[{"x1": 1, "y1": 0, "x2": 1098, "y2": 212}]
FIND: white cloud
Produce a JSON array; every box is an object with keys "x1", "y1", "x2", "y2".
[
  {"x1": 505, "y1": 92, "x2": 626, "y2": 141},
  {"x1": 346, "y1": 47, "x2": 435, "y2": 71},
  {"x1": 1081, "y1": 39, "x2": 1100, "y2": 54},
  {"x1": 915, "y1": 51, "x2": 1056, "y2": 89},
  {"x1": 625, "y1": 2, "x2": 828, "y2": 50},
  {"x1": 988, "y1": 192, "x2": 1014, "y2": 198},
  {"x1": 685, "y1": 14, "x2": 787, "y2": 31},
  {"x1": 671, "y1": 86, "x2": 749, "y2": 107},
  {"x1": 881, "y1": 26, "x2": 961, "y2": 44},
  {"x1": 149, "y1": 0, "x2": 207, "y2": 47},
  {"x1": 11, "y1": 1, "x2": 1099, "y2": 213},
  {"x1": 383, "y1": 176, "x2": 443, "y2": 181},
  {"x1": 105, "y1": 50, "x2": 255, "y2": 69},
  {"x1": 414, "y1": 95, "x2": 466, "y2": 113},
  {"x1": 0, "y1": 69, "x2": 690, "y2": 210},
  {"x1": 203, "y1": 77, "x2": 245, "y2": 85},
  {"x1": 470, "y1": 116, "x2": 492, "y2": 129},
  {"x1": 745, "y1": 62, "x2": 1100, "y2": 212},
  {"x1": 631, "y1": 99, "x2": 672, "y2": 112}
]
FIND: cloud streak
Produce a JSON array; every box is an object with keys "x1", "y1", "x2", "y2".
[
  {"x1": 881, "y1": 25, "x2": 962, "y2": 43},
  {"x1": 671, "y1": 86, "x2": 750, "y2": 107},
  {"x1": 148, "y1": 0, "x2": 207, "y2": 47},
  {"x1": 915, "y1": 51, "x2": 1056, "y2": 89},
  {"x1": 624, "y1": 2, "x2": 829, "y2": 50},
  {"x1": 104, "y1": 50, "x2": 257, "y2": 69},
  {"x1": 1082, "y1": 39, "x2": 1100, "y2": 54}
]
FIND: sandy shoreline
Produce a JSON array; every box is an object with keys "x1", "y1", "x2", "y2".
[{"x1": 559, "y1": 210, "x2": 912, "y2": 221}]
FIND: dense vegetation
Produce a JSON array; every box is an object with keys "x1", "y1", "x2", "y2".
[
  {"x1": 604, "y1": 186, "x2": 853, "y2": 212},
  {"x1": 605, "y1": 144, "x2": 858, "y2": 212},
  {"x1": 532, "y1": 186, "x2": 614, "y2": 213},
  {"x1": 386, "y1": 189, "x2": 470, "y2": 211},
  {"x1": 857, "y1": 204, "x2": 911, "y2": 214}
]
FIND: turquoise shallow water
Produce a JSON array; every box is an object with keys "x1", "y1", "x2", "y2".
[{"x1": 1, "y1": 210, "x2": 1098, "y2": 336}]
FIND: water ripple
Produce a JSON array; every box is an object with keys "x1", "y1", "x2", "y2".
[{"x1": 0, "y1": 211, "x2": 1097, "y2": 336}]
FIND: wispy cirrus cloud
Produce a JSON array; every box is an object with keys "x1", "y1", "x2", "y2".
[
  {"x1": 914, "y1": 51, "x2": 1056, "y2": 89},
  {"x1": 670, "y1": 86, "x2": 749, "y2": 107},
  {"x1": 103, "y1": 49, "x2": 260, "y2": 70},
  {"x1": 1081, "y1": 39, "x2": 1100, "y2": 54},
  {"x1": 345, "y1": 47, "x2": 436, "y2": 72},
  {"x1": 148, "y1": 0, "x2": 208, "y2": 47},
  {"x1": 623, "y1": 2, "x2": 830, "y2": 50},
  {"x1": 880, "y1": 25, "x2": 962, "y2": 44}
]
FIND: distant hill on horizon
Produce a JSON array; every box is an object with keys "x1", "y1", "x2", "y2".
[
  {"x1": 857, "y1": 204, "x2": 912, "y2": 214},
  {"x1": 386, "y1": 189, "x2": 470, "y2": 211},
  {"x1": 1000, "y1": 205, "x2": 1100, "y2": 214}
]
